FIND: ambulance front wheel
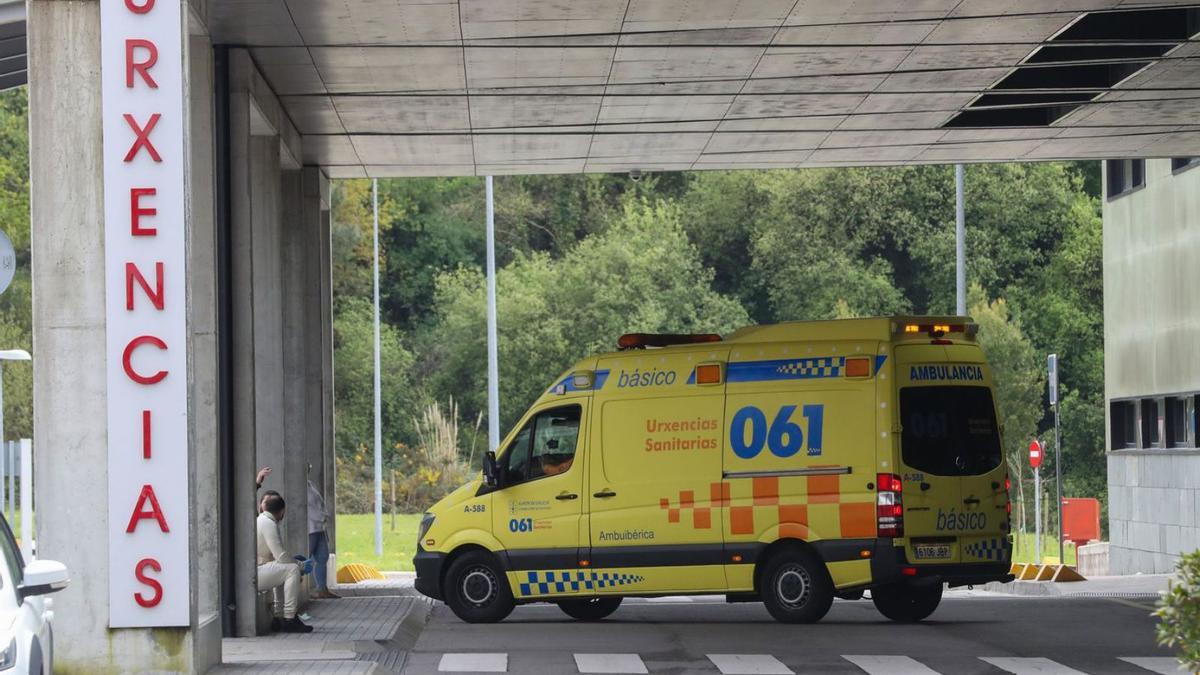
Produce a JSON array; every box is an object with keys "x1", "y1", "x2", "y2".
[
  {"x1": 444, "y1": 550, "x2": 515, "y2": 623},
  {"x1": 871, "y1": 581, "x2": 943, "y2": 622},
  {"x1": 557, "y1": 596, "x2": 623, "y2": 621},
  {"x1": 760, "y1": 549, "x2": 834, "y2": 623}
]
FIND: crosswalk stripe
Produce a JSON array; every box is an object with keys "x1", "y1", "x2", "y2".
[
  {"x1": 438, "y1": 653, "x2": 508, "y2": 673},
  {"x1": 1119, "y1": 657, "x2": 1187, "y2": 674},
  {"x1": 575, "y1": 653, "x2": 650, "y2": 674},
  {"x1": 843, "y1": 655, "x2": 942, "y2": 674},
  {"x1": 707, "y1": 654, "x2": 795, "y2": 675},
  {"x1": 980, "y1": 657, "x2": 1088, "y2": 674}
]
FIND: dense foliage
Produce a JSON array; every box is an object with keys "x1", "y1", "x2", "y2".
[{"x1": 333, "y1": 160, "x2": 1107, "y2": 522}]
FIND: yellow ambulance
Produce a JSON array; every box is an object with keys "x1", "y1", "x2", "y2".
[{"x1": 413, "y1": 317, "x2": 1013, "y2": 624}]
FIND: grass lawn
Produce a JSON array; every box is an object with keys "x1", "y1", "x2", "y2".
[
  {"x1": 1011, "y1": 531, "x2": 1078, "y2": 565},
  {"x1": 335, "y1": 513, "x2": 423, "y2": 572}
]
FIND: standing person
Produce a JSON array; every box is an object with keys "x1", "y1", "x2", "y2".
[
  {"x1": 308, "y1": 475, "x2": 339, "y2": 599},
  {"x1": 257, "y1": 494, "x2": 314, "y2": 633}
]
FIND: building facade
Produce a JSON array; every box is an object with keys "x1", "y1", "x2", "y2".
[{"x1": 1104, "y1": 157, "x2": 1200, "y2": 574}]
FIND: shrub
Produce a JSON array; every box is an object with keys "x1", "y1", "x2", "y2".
[{"x1": 1156, "y1": 549, "x2": 1200, "y2": 670}]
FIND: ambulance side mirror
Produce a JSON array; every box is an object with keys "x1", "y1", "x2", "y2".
[{"x1": 482, "y1": 451, "x2": 499, "y2": 488}]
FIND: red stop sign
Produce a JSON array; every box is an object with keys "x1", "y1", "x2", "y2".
[{"x1": 1029, "y1": 440, "x2": 1043, "y2": 469}]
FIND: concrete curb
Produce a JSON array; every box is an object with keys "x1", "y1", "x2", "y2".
[{"x1": 981, "y1": 580, "x2": 1164, "y2": 599}]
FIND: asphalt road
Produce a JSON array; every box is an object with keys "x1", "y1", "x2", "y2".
[{"x1": 398, "y1": 592, "x2": 1179, "y2": 675}]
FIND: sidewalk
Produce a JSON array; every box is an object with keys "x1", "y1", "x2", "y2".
[
  {"x1": 212, "y1": 579, "x2": 428, "y2": 675},
  {"x1": 981, "y1": 573, "x2": 1174, "y2": 599}
]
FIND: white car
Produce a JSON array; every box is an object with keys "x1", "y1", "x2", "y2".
[{"x1": 0, "y1": 516, "x2": 67, "y2": 674}]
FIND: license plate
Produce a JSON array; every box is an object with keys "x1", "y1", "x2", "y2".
[{"x1": 914, "y1": 544, "x2": 952, "y2": 559}]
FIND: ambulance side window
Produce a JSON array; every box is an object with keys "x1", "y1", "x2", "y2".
[{"x1": 501, "y1": 405, "x2": 581, "y2": 486}]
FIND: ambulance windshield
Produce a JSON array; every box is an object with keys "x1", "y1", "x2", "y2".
[{"x1": 899, "y1": 386, "x2": 1002, "y2": 477}]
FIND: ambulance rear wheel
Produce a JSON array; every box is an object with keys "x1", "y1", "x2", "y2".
[
  {"x1": 760, "y1": 550, "x2": 834, "y2": 623},
  {"x1": 557, "y1": 597, "x2": 623, "y2": 621},
  {"x1": 444, "y1": 551, "x2": 514, "y2": 623},
  {"x1": 871, "y1": 581, "x2": 943, "y2": 622}
]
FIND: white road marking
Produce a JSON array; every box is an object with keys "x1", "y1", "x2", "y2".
[
  {"x1": 438, "y1": 653, "x2": 508, "y2": 672},
  {"x1": 574, "y1": 653, "x2": 650, "y2": 674},
  {"x1": 980, "y1": 657, "x2": 1088, "y2": 674},
  {"x1": 707, "y1": 654, "x2": 795, "y2": 675},
  {"x1": 843, "y1": 655, "x2": 943, "y2": 674},
  {"x1": 1119, "y1": 657, "x2": 1188, "y2": 674}
]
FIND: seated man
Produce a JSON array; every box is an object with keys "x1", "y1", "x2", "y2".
[{"x1": 257, "y1": 494, "x2": 313, "y2": 633}]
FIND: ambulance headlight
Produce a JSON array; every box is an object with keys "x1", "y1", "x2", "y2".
[{"x1": 417, "y1": 513, "x2": 436, "y2": 546}]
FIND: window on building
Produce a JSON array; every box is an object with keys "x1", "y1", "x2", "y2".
[
  {"x1": 1166, "y1": 396, "x2": 1191, "y2": 448},
  {"x1": 1106, "y1": 158, "x2": 1146, "y2": 199},
  {"x1": 1171, "y1": 157, "x2": 1200, "y2": 173},
  {"x1": 1140, "y1": 398, "x2": 1161, "y2": 448},
  {"x1": 1111, "y1": 400, "x2": 1138, "y2": 450}
]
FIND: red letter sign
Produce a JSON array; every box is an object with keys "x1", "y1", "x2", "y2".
[
  {"x1": 122, "y1": 335, "x2": 168, "y2": 385},
  {"x1": 130, "y1": 187, "x2": 157, "y2": 236},
  {"x1": 125, "y1": 39, "x2": 159, "y2": 89},
  {"x1": 133, "y1": 558, "x2": 163, "y2": 607},
  {"x1": 125, "y1": 0, "x2": 155, "y2": 14},
  {"x1": 125, "y1": 484, "x2": 170, "y2": 533},
  {"x1": 125, "y1": 262, "x2": 164, "y2": 311},
  {"x1": 123, "y1": 113, "x2": 162, "y2": 162}
]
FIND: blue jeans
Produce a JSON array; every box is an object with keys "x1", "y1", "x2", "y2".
[{"x1": 309, "y1": 531, "x2": 330, "y2": 591}]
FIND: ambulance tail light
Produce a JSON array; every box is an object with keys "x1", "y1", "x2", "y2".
[{"x1": 877, "y1": 473, "x2": 904, "y2": 538}]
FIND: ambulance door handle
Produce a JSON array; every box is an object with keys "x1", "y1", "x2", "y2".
[
  {"x1": 593, "y1": 489, "x2": 617, "y2": 499},
  {"x1": 963, "y1": 497, "x2": 981, "y2": 505},
  {"x1": 920, "y1": 482, "x2": 931, "y2": 491},
  {"x1": 556, "y1": 492, "x2": 578, "y2": 501}
]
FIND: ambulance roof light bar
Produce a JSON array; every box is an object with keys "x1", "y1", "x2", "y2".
[
  {"x1": 895, "y1": 322, "x2": 979, "y2": 340},
  {"x1": 618, "y1": 333, "x2": 722, "y2": 351}
]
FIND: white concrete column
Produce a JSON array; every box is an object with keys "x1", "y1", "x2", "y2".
[{"x1": 29, "y1": 0, "x2": 218, "y2": 669}]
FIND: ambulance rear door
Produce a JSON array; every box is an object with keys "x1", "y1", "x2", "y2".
[{"x1": 895, "y1": 344, "x2": 1005, "y2": 565}]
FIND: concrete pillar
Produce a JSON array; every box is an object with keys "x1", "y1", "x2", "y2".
[
  {"x1": 186, "y1": 28, "x2": 224, "y2": 672},
  {"x1": 319, "y1": 190, "x2": 336, "y2": 553},
  {"x1": 228, "y1": 48, "x2": 312, "y2": 635},
  {"x1": 29, "y1": 0, "x2": 218, "y2": 669}
]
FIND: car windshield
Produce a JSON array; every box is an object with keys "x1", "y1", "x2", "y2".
[{"x1": 900, "y1": 386, "x2": 1002, "y2": 477}]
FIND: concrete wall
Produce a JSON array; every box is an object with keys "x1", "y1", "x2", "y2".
[
  {"x1": 1104, "y1": 158, "x2": 1200, "y2": 574},
  {"x1": 28, "y1": 0, "x2": 221, "y2": 669}
]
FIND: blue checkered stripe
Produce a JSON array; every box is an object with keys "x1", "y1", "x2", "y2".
[
  {"x1": 776, "y1": 356, "x2": 843, "y2": 378},
  {"x1": 964, "y1": 538, "x2": 1009, "y2": 561},
  {"x1": 518, "y1": 570, "x2": 645, "y2": 597}
]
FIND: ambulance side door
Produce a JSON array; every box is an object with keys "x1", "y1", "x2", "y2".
[
  {"x1": 491, "y1": 401, "x2": 590, "y2": 571},
  {"x1": 587, "y1": 350, "x2": 729, "y2": 593}
]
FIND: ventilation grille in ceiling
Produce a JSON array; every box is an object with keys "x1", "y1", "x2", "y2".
[{"x1": 942, "y1": 7, "x2": 1200, "y2": 128}]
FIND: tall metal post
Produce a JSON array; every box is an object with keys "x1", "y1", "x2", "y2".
[
  {"x1": 485, "y1": 176, "x2": 500, "y2": 452},
  {"x1": 1048, "y1": 353, "x2": 1063, "y2": 563},
  {"x1": 19, "y1": 439, "x2": 30, "y2": 555},
  {"x1": 372, "y1": 179, "x2": 383, "y2": 557},
  {"x1": 1034, "y1": 466, "x2": 1041, "y2": 563},
  {"x1": 955, "y1": 164, "x2": 966, "y2": 315}
]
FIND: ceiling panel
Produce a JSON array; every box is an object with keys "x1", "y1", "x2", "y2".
[{"x1": 202, "y1": 0, "x2": 1200, "y2": 175}]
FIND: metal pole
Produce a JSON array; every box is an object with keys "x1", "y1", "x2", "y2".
[
  {"x1": 955, "y1": 164, "x2": 966, "y2": 315},
  {"x1": 485, "y1": 176, "x2": 500, "y2": 452},
  {"x1": 19, "y1": 439, "x2": 30, "y2": 556},
  {"x1": 6, "y1": 441, "x2": 12, "y2": 525},
  {"x1": 1054, "y1": 397, "x2": 1064, "y2": 563},
  {"x1": 372, "y1": 178, "x2": 383, "y2": 557},
  {"x1": 1034, "y1": 467, "x2": 1041, "y2": 563}
]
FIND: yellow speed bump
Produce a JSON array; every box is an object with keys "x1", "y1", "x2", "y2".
[
  {"x1": 1013, "y1": 563, "x2": 1086, "y2": 583},
  {"x1": 336, "y1": 563, "x2": 385, "y2": 584}
]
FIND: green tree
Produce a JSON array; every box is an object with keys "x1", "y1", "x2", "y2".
[
  {"x1": 419, "y1": 200, "x2": 748, "y2": 434},
  {"x1": 969, "y1": 285, "x2": 1044, "y2": 536}
]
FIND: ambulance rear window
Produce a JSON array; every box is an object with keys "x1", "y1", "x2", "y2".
[{"x1": 900, "y1": 386, "x2": 1002, "y2": 477}]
